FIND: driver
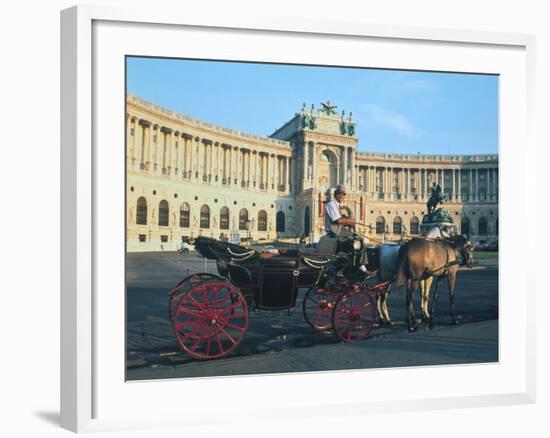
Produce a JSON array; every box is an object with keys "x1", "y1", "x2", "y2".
[{"x1": 324, "y1": 185, "x2": 356, "y2": 238}]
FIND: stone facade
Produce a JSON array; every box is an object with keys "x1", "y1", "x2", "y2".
[{"x1": 127, "y1": 94, "x2": 498, "y2": 251}]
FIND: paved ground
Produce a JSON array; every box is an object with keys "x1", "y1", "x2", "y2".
[{"x1": 126, "y1": 251, "x2": 498, "y2": 381}]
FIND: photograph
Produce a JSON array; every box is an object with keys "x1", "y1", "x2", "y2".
[{"x1": 125, "y1": 57, "x2": 499, "y2": 381}]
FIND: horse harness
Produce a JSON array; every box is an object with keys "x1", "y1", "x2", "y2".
[{"x1": 423, "y1": 238, "x2": 463, "y2": 277}]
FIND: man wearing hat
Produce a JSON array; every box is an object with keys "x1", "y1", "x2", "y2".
[
  {"x1": 317, "y1": 185, "x2": 357, "y2": 255},
  {"x1": 324, "y1": 185, "x2": 356, "y2": 237}
]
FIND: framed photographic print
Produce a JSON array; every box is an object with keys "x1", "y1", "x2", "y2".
[{"x1": 61, "y1": 5, "x2": 536, "y2": 433}]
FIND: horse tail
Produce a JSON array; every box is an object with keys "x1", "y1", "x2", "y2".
[{"x1": 395, "y1": 245, "x2": 408, "y2": 291}]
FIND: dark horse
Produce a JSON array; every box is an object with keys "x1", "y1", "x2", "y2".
[
  {"x1": 396, "y1": 235, "x2": 473, "y2": 332},
  {"x1": 426, "y1": 186, "x2": 445, "y2": 214}
]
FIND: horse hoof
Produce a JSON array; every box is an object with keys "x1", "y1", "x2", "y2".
[
  {"x1": 453, "y1": 319, "x2": 460, "y2": 325},
  {"x1": 429, "y1": 319, "x2": 436, "y2": 329},
  {"x1": 408, "y1": 325, "x2": 417, "y2": 333}
]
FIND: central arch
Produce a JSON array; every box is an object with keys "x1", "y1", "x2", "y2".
[{"x1": 317, "y1": 149, "x2": 338, "y2": 189}]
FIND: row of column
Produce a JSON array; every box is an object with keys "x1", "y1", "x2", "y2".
[
  {"x1": 355, "y1": 166, "x2": 498, "y2": 202},
  {"x1": 127, "y1": 116, "x2": 291, "y2": 193},
  {"x1": 303, "y1": 143, "x2": 355, "y2": 189}
]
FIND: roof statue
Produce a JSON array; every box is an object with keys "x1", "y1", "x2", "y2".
[{"x1": 321, "y1": 100, "x2": 337, "y2": 115}]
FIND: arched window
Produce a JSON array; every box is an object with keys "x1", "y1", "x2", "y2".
[
  {"x1": 304, "y1": 207, "x2": 311, "y2": 236},
  {"x1": 410, "y1": 216, "x2": 419, "y2": 235},
  {"x1": 393, "y1": 216, "x2": 402, "y2": 235},
  {"x1": 258, "y1": 210, "x2": 267, "y2": 232},
  {"x1": 239, "y1": 209, "x2": 248, "y2": 231},
  {"x1": 200, "y1": 205, "x2": 210, "y2": 229},
  {"x1": 478, "y1": 217, "x2": 488, "y2": 236},
  {"x1": 220, "y1": 207, "x2": 229, "y2": 230},
  {"x1": 461, "y1": 217, "x2": 470, "y2": 237},
  {"x1": 276, "y1": 211, "x2": 285, "y2": 232},
  {"x1": 179, "y1": 202, "x2": 190, "y2": 228},
  {"x1": 376, "y1": 216, "x2": 386, "y2": 235},
  {"x1": 158, "y1": 200, "x2": 169, "y2": 226},
  {"x1": 136, "y1": 196, "x2": 147, "y2": 225}
]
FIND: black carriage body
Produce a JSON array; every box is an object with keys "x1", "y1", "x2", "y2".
[
  {"x1": 194, "y1": 237, "x2": 324, "y2": 311},
  {"x1": 227, "y1": 250, "x2": 322, "y2": 310}
]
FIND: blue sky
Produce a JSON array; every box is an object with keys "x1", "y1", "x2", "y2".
[{"x1": 127, "y1": 57, "x2": 498, "y2": 155}]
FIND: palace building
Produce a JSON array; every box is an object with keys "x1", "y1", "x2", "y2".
[{"x1": 126, "y1": 94, "x2": 498, "y2": 252}]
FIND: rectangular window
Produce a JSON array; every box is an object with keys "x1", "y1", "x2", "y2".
[
  {"x1": 138, "y1": 234, "x2": 146, "y2": 242},
  {"x1": 160, "y1": 235, "x2": 168, "y2": 243}
]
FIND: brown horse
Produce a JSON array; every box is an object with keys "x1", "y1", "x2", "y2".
[{"x1": 396, "y1": 235, "x2": 473, "y2": 332}]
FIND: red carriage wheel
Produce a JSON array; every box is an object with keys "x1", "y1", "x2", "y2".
[
  {"x1": 172, "y1": 280, "x2": 249, "y2": 360},
  {"x1": 168, "y1": 273, "x2": 223, "y2": 322},
  {"x1": 303, "y1": 287, "x2": 338, "y2": 331},
  {"x1": 332, "y1": 290, "x2": 376, "y2": 342}
]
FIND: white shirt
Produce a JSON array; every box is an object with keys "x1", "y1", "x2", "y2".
[{"x1": 324, "y1": 199, "x2": 342, "y2": 233}]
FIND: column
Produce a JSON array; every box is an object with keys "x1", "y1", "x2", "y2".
[
  {"x1": 151, "y1": 126, "x2": 158, "y2": 172},
  {"x1": 441, "y1": 169, "x2": 445, "y2": 194},
  {"x1": 225, "y1": 146, "x2": 230, "y2": 184},
  {"x1": 399, "y1": 167, "x2": 407, "y2": 200},
  {"x1": 311, "y1": 143, "x2": 317, "y2": 186},
  {"x1": 341, "y1": 147, "x2": 347, "y2": 186},
  {"x1": 210, "y1": 142, "x2": 215, "y2": 183},
  {"x1": 246, "y1": 150, "x2": 250, "y2": 187},
  {"x1": 284, "y1": 157, "x2": 289, "y2": 192},
  {"x1": 406, "y1": 168, "x2": 411, "y2": 199},
  {"x1": 452, "y1": 169, "x2": 456, "y2": 202},
  {"x1": 144, "y1": 123, "x2": 152, "y2": 170},
  {"x1": 127, "y1": 116, "x2": 134, "y2": 163},
  {"x1": 217, "y1": 143, "x2": 223, "y2": 184},
  {"x1": 366, "y1": 166, "x2": 371, "y2": 194},
  {"x1": 273, "y1": 154, "x2": 279, "y2": 192},
  {"x1": 349, "y1": 148, "x2": 354, "y2": 188},
  {"x1": 165, "y1": 129, "x2": 173, "y2": 174},
  {"x1": 475, "y1": 168, "x2": 479, "y2": 202},
  {"x1": 469, "y1": 169, "x2": 473, "y2": 202},
  {"x1": 423, "y1": 169, "x2": 429, "y2": 199},
  {"x1": 265, "y1": 154, "x2": 270, "y2": 191},
  {"x1": 186, "y1": 135, "x2": 192, "y2": 179},
  {"x1": 303, "y1": 143, "x2": 309, "y2": 185},
  {"x1": 136, "y1": 120, "x2": 144, "y2": 168},
  {"x1": 160, "y1": 129, "x2": 167, "y2": 172},
  {"x1": 174, "y1": 132, "x2": 179, "y2": 175},
  {"x1": 388, "y1": 167, "x2": 393, "y2": 199},
  {"x1": 456, "y1": 169, "x2": 462, "y2": 202}
]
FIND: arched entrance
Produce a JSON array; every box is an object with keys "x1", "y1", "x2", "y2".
[{"x1": 317, "y1": 150, "x2": 338, "y2": 189}]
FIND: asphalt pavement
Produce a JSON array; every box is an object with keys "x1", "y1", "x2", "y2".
[{"x1": 126, "y1": 251, "x2": 498, "y2": 381}]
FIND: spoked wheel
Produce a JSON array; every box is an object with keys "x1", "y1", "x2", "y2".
[
  {"x1": 168, "y1": 273, "x2": 223, "y2": 322},
  {"x1": 332, "y1": 290, "x2": 376, "y2": 342},
  {"x1": 303, "y1": 287, "x2": 339, "y2": 331},
  {"x1": 172, "y1": 280, "x2": 249, "y2": 360}
]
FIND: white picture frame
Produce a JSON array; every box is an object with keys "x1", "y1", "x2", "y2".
[{"x1": 61, "y1": 5, "x2": 536, "y2": 433}]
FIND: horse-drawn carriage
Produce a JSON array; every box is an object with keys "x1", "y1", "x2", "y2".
[
  {"x1": 168, "y1": 235, "x2": 392, "y2": 359},
  {"x1": 168, "y1": 208, "x2": 474, "y2": 359}
]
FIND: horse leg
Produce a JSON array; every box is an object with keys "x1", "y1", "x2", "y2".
[
  {"x1": 376, "y1": 294, "x2": 384, "y2": 326},
  {"x1": 381, "y1": 289, "x2": 392, "y2": 327},
  {"x1": 448, "y1": 272, "x2": 459, "y2": 324},
  {"x1": 406, "y1": 279, "x2": 419, "y2": 332},
  {"x1": 428, "y1": 277, "x2": 442, "y2": 329},
  {"x1": 421, "y1": 277, "x2": 432, "y2": 323}
]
